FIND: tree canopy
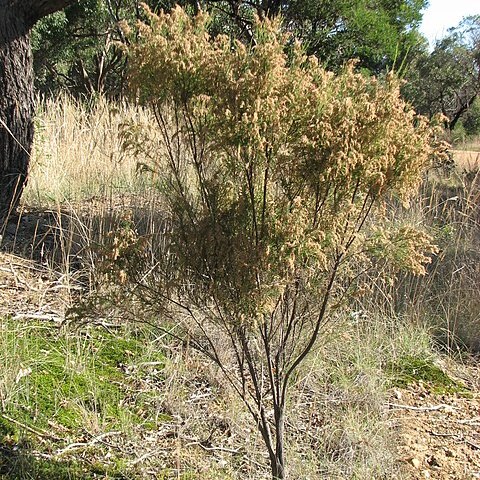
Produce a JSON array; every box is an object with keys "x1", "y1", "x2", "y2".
[
  {"x1": 403, "y1": 15, "x2": 480, "y2": 131},
  {"x1": 32, "y1": 0, "x2": 428, "y2": 96}
]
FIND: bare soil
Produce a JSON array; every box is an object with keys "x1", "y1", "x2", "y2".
[{"x1": 393, "y1": 367, "x2": 480, "y2": 480}]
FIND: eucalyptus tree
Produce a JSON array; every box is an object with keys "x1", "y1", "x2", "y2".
[
  {"x1": 404, "y1": 15, "x2": 480, "y2": 130},
  {"x1": 0, "y1": 0, "x2": 78, "y2": 220}
]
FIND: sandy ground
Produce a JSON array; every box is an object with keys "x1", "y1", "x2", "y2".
[{"x1": 393, "y1": 367, "x2": 480, "y2": 480}]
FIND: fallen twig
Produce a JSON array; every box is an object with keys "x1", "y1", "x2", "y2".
[
  {"x1": 184, "y1": 441, "x2": 240, "y2": 454},
  {"x1": 457, "y1": 416, "x2": 480, "y2": 425},
  {"x1": 129, "y1": 448, "x2": 170, "y2": 466},
  {"x1": 429, "y1": 431, "x2": 460, "y2": 438},
  {"x1": 12, "y1": 312, "x2": 63, "y2": 323},
  {"x1": 386, "y1": 402, "x2": 458, "y2": 412},
  {"x1": 0, "y1": 412, "x2": 62, "y2": 441},
  {"x1": 54, "y1": 431, "x2": 122, "y2": 456},
  {"x1": 465, "y1": 439, "x2": 480, "y2": 450}
]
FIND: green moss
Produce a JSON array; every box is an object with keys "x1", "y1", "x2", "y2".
[
  {"x1": 387, "y1": 356, "x2": 470, "y2": 395},
  {"x1": 0, "y1": 417, "x2": 16, "y2": 439},
  {"x1": 0, "y1": 449, "x2": 130, "y2": 479},
  {"x1": 0, "y1": 320, "x2": 167, "y2": 436}
]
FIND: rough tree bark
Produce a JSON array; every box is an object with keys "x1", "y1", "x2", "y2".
[{"x1": 0, "y1": 0, "x2": 77, "y2": 221}]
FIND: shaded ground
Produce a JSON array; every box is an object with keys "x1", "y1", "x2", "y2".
[{"x1": 0, "y1": 208, "x2": 74, "y2": 321}]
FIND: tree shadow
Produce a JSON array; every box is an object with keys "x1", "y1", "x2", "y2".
[
  {"x1": 0, "y1": 420, "x2": 127, "y2": 480},
  {"x1": 0, "y1": 207, "x2": 79, "y2": 265},
  {"x1": 0, "y1": 195, "x2": 165, "y2": 265}
]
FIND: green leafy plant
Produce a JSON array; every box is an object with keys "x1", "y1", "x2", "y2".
[{"x1": 120, "y1": 6, "x2": 443, "y2": 479}]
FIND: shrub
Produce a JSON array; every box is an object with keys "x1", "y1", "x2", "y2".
[
  {"x1": 120, "y1": 6, "x2": 443, "y2": 479},
  {"x1": 463, "y1": 97, "x2": 480, "y2": 137}
]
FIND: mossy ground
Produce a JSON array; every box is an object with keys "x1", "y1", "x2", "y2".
[
  {"x1": 0, "y1": 318, "x2": 171, "y2": 479},
  {"x1": 387, "y1": 355, "x2": 471, "y2": 395}
]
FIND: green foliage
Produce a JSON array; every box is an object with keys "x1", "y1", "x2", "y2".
[
  {"x1": 452, "y1": 121, "x2": 467, "y2": 144},
  {"x1": 403, "y1": 15, "x2": 480, "y2": 130},
  {"x1": 201, "y1": 0, "x2": 427, "y2": 74},
  {"x1": 462, "y1": 97, "x2": 480, "y2": 136},
  {"x1": 31, "y1": 0, "x2": 428, "y2": 96},
  {"x1": 0, "y1": 319, "x2": 165, "y2": 435},
  {"x1": 32, "y1": 0, "x2": 130, "y2": 95}
]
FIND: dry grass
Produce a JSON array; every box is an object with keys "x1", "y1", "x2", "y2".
[
  {"x1": 424, "y1": 172, "x2": 480, "y2": 352},
  {"x1": 371, "y1": 165, "x2": 480, "y2": 353},
  {"x1": 453, "y1": 149, "x2": 480, "y2": 172},
  {"x1": 25, "y1": 95, "x2": 158, "y2": 205},
  {"x1": 453, "y1": 134, "x2": 480, "y2": 153}
]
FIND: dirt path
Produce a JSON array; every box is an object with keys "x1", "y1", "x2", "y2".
[{"x1": 393, "y1": 366, "x2": 480, "y2": 479}]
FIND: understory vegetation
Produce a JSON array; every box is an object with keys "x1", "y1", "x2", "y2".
[
  {"x1": 1, "y1": 96, "x2": 478, "y2": 480},
  {"x1": 1, "y1": 7, "x2": 479, "y2": 480}
]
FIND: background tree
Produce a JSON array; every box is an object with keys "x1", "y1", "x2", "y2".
[
  {"x1": 32, "y1": 0, "x2": 127, "y2": 95},
  {"x1": 0, "y1": 0, "x2": 79, "y2": 219},
  {"x1": 31, "y1": 0, "x2": 201, "y2": 96},
  {"x1": 242, "y1": 0, "x2": 427, "y2": 73},
  {"x1": 31, "y1": 0, "x2": 428, "y2": 99},
  {"x1": 403, "y1": 15, "x2": 480, "y2": 131},
  {"x1": 0, "y1": 0, "x2": 78, "y2": 221}
]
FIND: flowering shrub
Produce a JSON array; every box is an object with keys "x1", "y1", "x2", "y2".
[{"x1": 122, "y1": 6, "x2": 442, "y2": 479}]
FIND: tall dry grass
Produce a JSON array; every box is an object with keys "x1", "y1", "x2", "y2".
[
  {"x1": 453, "y1": 149, "x2": 480, "y2": 172},
  {"x1": 25, "y1": 95, "x2": 158, "y2": 205},
  {"x1": 1, "y1": 96, "x2": 162, "y2": 285},
  {"x1": 413, "y1": 169, "x2": 480, "y2": 352},
  {"x1": 363, "y1": 162, "x2": 480, "y2": 353}
]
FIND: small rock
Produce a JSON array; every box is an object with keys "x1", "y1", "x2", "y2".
[
  {"x1": 410, "y1": 457, "x2": 422, "y2": 469},
  {"x1": 426, "y1": 455, "x2": 441, "y2": 467},
  {"x1": 422, "y1": 470, "x2": 431, "y2": 479}
]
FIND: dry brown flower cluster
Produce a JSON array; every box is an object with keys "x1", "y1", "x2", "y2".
[
  {"x1": 125, "y1": 6, "x2": 441, "y2": 311},
  {"x1": 121, "y1": 7, "x2": 443, "y2": 478}
]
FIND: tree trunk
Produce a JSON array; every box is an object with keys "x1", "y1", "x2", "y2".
[
  {"x1": 272, "y1": 405, "x2": 285, "y2": 480},
  {"x1": 449, "y1": 93, "x2": 478, "y2": 131},
  {"x1": 0, "y1": 7, "x2": 34, "y2": 220},
  {"x1": 0, "y1": 0, "x2": 76, "y2": 221}
]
